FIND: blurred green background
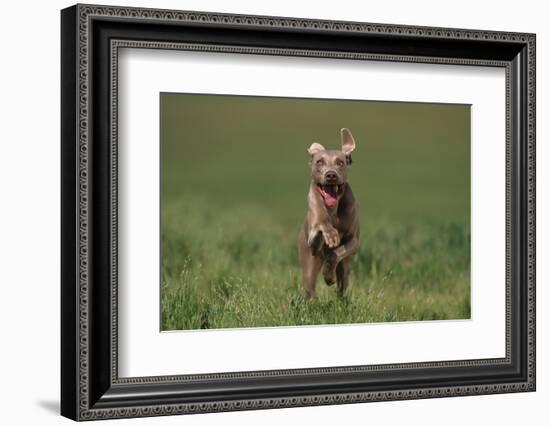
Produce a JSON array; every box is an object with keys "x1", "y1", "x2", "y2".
[{"x1": 160, "y1": 93, "x2": 470, "y2": 330}]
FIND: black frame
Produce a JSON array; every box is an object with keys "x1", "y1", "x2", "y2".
[{"x1": 61, "y1": 4, "x2": 536, "y2": 421}]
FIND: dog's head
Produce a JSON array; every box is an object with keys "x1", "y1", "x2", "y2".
[{"x1": 307, "y1": 128, "x2": 356, "y2": 207}]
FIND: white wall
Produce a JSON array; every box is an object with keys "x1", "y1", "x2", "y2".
[{"x1": 0, "y1": 0, "x2": 546, "y2": 424}]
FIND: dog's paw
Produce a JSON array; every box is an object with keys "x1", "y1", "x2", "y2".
[
  {"x1": 307, "y1": 229, "x2": 324, "y2": 256},
  {"x1": 333, "y1": 245, "x2": 346, "y2": 263},
  {"x1": 322, "y1": 254, "x2": 337, "y2": 286},
  {"x1": 322, "y1": 226, "x2": 340, "y2": 249},
  {"x1": 323, "y1": 271, "x2": 336, "y2": 286}
]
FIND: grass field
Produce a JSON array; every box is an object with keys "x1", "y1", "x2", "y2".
[{"x1": 160, "y1": 93, "x2": 471, "y2": 330}]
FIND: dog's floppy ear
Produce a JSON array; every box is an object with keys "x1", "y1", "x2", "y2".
[
  {"x1": 307, "y1": 142, "x2": 326, "y2": 157},
  {"x1": 340, "y1": 128, "x2": 356, "y2": 165}
]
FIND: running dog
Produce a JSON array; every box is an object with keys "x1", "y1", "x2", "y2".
[{"x1": 298, "y1": 128, "x2": 360, "y2": 298}]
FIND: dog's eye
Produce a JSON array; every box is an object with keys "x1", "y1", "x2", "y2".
[
  {"x1": 335, "y1": 160, "x2": 344, "y2": 167},
  {"x1": 316, "y1": 159, "x2": 324, "y2": 166}
]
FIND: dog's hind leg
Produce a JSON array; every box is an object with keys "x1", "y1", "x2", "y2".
[
  {"x1": 299, "y1": 230, "x2": 322, "y2": 299},
  {"x1": 302, "y1": 255, "x2": 322, "y2": 299},
  {"x1": 322, "y1": 247, "x2": 337, "y2": 286},
  {"x1": 336, "y1": 257, "x2": 350, "y2": 297}
]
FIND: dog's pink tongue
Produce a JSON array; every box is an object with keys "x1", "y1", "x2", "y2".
[{"x1": 323, "y1": 193, "x2": 338, "y2": 207}]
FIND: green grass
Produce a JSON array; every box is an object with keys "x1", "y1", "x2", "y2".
[{"x1": 160, "y1": 93, "x2": 471, "y2": 330}]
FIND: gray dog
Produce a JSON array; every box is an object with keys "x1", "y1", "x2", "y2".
[{"x1": 298, "y1": 128, "x2": 360, "y2": 298}]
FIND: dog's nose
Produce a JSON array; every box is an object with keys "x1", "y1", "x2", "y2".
[{"x1": 325, "y1": 171, "x2": 338, "y2": 183}]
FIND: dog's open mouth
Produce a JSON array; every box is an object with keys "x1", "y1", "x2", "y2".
[{"x1": 317, "y1": 184, "x2": 343, "y2": 207}]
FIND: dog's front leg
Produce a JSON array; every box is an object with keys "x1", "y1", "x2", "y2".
[
  {"x1": 333, "y1": 236, "x2": 360, "y2": 263},
  {"x1": 322, "y1": 236, "x2": 359, "y2": 286},
  {"x1": 307, "y1": 224, "x2": 340, "y2": 256}
]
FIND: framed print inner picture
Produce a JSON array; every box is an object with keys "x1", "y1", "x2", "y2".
[{"x1": 61, "y1": 4, "x2": 536, "y2": 421}]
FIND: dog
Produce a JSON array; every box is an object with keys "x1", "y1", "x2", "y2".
[{"x1": 298, "y1": 128, "x2": 360, "y2": 298}]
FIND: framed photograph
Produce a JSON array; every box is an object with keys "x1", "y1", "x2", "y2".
[{"x1": 61, "y1": 4, "x2": 536, "y2": 421}]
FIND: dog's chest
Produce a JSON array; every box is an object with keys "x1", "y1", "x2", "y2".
[
  {"x1": 328, "y1": 192, "x2": 354, "y2": 235},
  {"x1": 326, "y1": 207, "x2": 346, "y2": 233}
]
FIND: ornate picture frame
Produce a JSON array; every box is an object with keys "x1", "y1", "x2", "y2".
[{"x1": 61, "y1": 4, "x2": 535, "y2": 421}]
